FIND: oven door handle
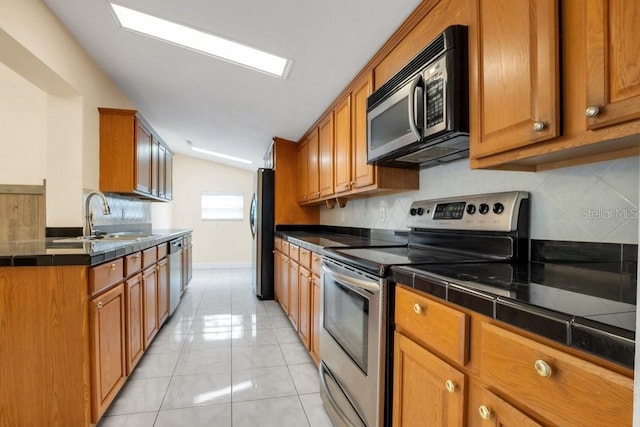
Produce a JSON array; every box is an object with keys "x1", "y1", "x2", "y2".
[
  {"x1": 319, "y1": 362, "x2": 359, "y2": 427},
  {"x1": 321, "y1": 264, "x2": 380, "y2": 293}
]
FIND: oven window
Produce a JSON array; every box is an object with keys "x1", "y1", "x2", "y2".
[{"x1": 324, "y1": 278, "x2": 369, "y2": 374}]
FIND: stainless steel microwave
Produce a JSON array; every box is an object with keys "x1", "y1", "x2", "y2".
[{"x1": 367, "y1": 25, "x2": 469, "y2": 168}]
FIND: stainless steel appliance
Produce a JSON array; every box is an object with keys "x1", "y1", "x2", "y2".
[
  {"x1": 319, "y1": 191, "x2": 530, "y2": 427},
  {"x1": 168, "y1": 238, "x2": 183, "y2": 315},
  {"x1": 251, "y1": 168, "x2": 275, "y2": 299},
  {"x1": 367, "y1": 25, "x2": 469, "y2": 169}
]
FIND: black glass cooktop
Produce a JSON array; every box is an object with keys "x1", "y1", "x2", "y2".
[{"x1": 324, "y1": 246, "x2": 497, "y2": 277}]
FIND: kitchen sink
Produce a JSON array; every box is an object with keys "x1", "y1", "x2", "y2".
[{"x1": 52, "y1": 233, "x2": 155, "y2": 243}]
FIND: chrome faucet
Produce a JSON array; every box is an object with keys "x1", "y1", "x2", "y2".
[{"x1": 83, "y1": 191, "x2": 111, "y2": 237}]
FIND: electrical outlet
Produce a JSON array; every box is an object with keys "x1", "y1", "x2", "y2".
[{"x1": 379, "y1": 207, "x2": 386, "y2": 222}]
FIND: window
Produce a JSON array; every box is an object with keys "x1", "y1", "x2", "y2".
[{"x1": 201, "y1": 192, "x2": 244, "y2": 220}]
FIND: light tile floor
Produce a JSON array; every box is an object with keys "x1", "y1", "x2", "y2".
[{"x1": 98, "y1": 268, "x2": 334, "y2": 427}]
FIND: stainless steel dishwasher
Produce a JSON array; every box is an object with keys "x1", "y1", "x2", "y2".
[{"x1": 168, "y1": 238, "x2": 183, "y2": 315}]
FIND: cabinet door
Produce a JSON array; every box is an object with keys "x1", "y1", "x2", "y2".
[
  {"x1": 352, "y1": 73, "x2": 376, "y2": 189},
  {"x1": 165, "y1": 151, "x2": 173, "y2": 200},
  {"x1": 90, "y1": 283, "x2": 127, "y2": 423},
  {"x1": 125, "y1": 273, "x2": 144, "y2": 375},
  {"x1": 318, "y1": 113, "x2": 334, "y2": 197},
  {"x1": 279, "y1": 254, "x2": 290, "y2": 313},
  {"x1": 296, "y1": 140, "x2": 309, "y2": 203},
  {"x1": 470, "y1": 0, "x2": 559, "y2": 158},
  {"x1": 310, "y1": 274, "x2": 321, "y2": 365},
  {"x1": 151, "y1": 138, "x2": 160, "y2": 196},
  {"x1": 135, "y1": 121, "x2": 153, "y2": 194},
  {"x1": 468, "y1": 382, "x2": 542, "y2": 427},
  {"x1": 158, "y1": 144, "x2": 166, "y2": 199},
  {"x1": 307, "y1": 129, "x2": 320, "y2": 200},
  {"x1": 297, "y1": 266, "x2": 312, "y2": 350},
  {"x1": 334, "y1": 95, "x2": 352, "y2": 194},
  {"x1": 393, "y1": 332, "x2": 465, "y2": 427},
  {"x1": 142, "y1": 266, "x2": 158, "y2": 348},
  {"x1": 585, "y1": 0, "x2": 640, "y2": 129},
  {"x1": 274, "y1": 250, "x2": 282, "y2": 303},
  {"x1": 157, "y1": 258, "x2": 169, "y2": 327},
  {"x1": 288, "y1": 260, "x2": 299, "y2": 330}
]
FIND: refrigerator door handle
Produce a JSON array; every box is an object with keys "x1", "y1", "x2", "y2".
[{"x1": 249, "y1": 193, "x2": 257, "y2": 238}]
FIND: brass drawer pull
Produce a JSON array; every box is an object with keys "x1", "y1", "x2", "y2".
[
  {"x1": 478, "y1": 405, "x2": 492, "y2": 420},
  {"x1": 110, "y1": 263, "x2": 116, "y2": 270},
  {"x1": 413, "y1": 303, "x2": 423, "y2": 314},
  {"x1": 534, "y1": 359, "x2": 552, "y2": 377},
  {"x1": 96, "y1": 301, "x2": 104, "y2": 309},
  {"x1": 444, "y1": 380, "x2": 456, "y2": 393}
]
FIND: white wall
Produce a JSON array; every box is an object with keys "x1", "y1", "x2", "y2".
[
  {"x1": 0, "y1": 0, "x2": 134, "y2": 226},
  {"x1": 153, "y1": 154, "x2": 254, "y2": 267},
  {"x1": 322, "y1": 156, "x2": 639, "y2": 244}
]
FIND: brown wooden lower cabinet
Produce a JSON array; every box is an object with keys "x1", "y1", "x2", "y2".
[
  {"x1": 392, "y1": 284, "x2": 634, "y2": 426},
  {"x1": 125, "y1": 273, "x2": 145, "y2": 374},
  {"x1": 393, "y1": 331, "x2": 465, "y2": 427},
  {"x1": 157, "y1": 257, "x2": 169, "y2": 327},
  {"x1": 90, "y1": 283, "x2": 127, "y2": 423},
  {"x1": 310, "y1": 273, "x2": 321, "y2": 365},
  {"x1": 297, "y1": 265, "x2": 312, "y2": 350},
  {"x1": 142, "y1": 265, "x2": 158, "y2": 348},
  {"x1": 288, "y1": 259, "x2": 300, "y2": 330}
]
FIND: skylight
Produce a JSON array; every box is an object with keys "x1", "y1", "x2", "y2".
[{"x1": 110, "y1": 3, "x2": 292, "y2": 78}]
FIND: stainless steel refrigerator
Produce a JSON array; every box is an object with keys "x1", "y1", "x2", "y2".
[{"x1": 250, "y1": 168, "x2": 275, "y2": 299}]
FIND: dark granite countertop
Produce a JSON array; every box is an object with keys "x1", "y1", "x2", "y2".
[
  {"x1": 276, "y1": 226, "x2": 637, "y2": 369},
  {"x1": 0, "y1": 229, "x2": 192, "y2": 267}
]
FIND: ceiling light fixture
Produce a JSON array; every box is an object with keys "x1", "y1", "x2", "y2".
[
  {"x1": 188, "y1": 142, "x2": 253, "y2": 165},
  {"x1": 110, "y1": 3, "x2": 292, "y2": 78}
]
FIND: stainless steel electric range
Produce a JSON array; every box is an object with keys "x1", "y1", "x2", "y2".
[{"x1": 318, "y1": 191, "x2": 530, "y2": 427}]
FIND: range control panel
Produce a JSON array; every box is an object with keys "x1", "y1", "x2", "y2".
[{"x1": 406, "y1": 191, "x2": 528, "y2": 232}]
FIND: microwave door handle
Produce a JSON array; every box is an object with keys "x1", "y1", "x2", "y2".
[{"x1": 407, "y1": 74, "x2": 422, "y2": 140}]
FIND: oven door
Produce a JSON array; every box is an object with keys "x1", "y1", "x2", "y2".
[{"x1": 320, "y1": 259, "x2": 385, "y2": 427}]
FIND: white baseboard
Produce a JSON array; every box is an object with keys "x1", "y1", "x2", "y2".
[{"x1": 194, "y1": 262, "x2": 252, "y2": 270}]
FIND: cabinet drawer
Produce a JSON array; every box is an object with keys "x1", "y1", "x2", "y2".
[
  {"x1": 289, "y1": 244, "x2": 300, "y2": 263},
  {"x1": 90, "y1": 258, "x2": 124, "y2": 296},
  {"x1": 282, "y1": 241, "x2": 290, "y2": 257},
  {"x1": 299, "y1": 248, "x2": 311, "y2": 269},
  {"x1": 157, "y1": 243, "x2": 168, "y2": 260},
  {"x1": 275, "y1": 238, "x2": 282, "y2": 252},
  {"x1": 142, "y1": 247, "x2": 157, "y2": 269},
  {"x1": 480, "y1": 322, "x2": 633, "y2": 426},
  {"x1": 395, "y1": 286, "x2": 468, "y2": 365},
  {"x1": 125, "y1": 252, "x2": 142, "y2": 277},
  {"x1": 311, "y1": 252, "x2": 322, "y2": 276}
]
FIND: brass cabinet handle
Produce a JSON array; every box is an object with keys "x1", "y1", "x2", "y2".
[
  {"x1": 585, "y1": 105, "x2": 601, "y2": 118},
  {"x1": 444, "y1": 380, "x2": 456, "y2": 393},
  {"x1": 344, "y1": 183, "x2": 349, "y2": 188},
  {"x1": 96, "y1": 301, "x2": 104, "y2": 309},
  {"x1": 110, "y1": 263, "x2": 116, "y2": 270},
  {"x1": 534, "y1": 359, "x2": 552, "y2": 377},
  {"x1": 134, "y1": 254, "x2": 140, "y2": 259},
  {"x1": 532, "y1": 121, "x2": 546, "y2": 132},
  {"x1": 350, "y1": 181, "x2": 355, "y2": 186},
  {"x1": 478, "y1": 405, "x2": 492, "y2": 420},
  {"x1": 413, "y1": 303, "x2": 423, "y2": 314}
]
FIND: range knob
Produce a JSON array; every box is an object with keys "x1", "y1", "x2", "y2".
[
  {"x1": 493, "y1": 203, "x2": 504, "y2": 214},
  {"x1": 416, "y1": 207, "x2": 425, "y2": 216},
  {"x1": 466, "y1": 204, "x2": 476, "y2": 214},
  {"x1": 410, "y1": 208, "x2": 417, "y2": 216},
  {"x1": 479, "y1": 203, "x2": 490, "y2": 215}
]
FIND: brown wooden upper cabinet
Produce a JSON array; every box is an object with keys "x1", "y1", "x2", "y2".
[
  {"x1": 99, "y1": 108, "x2": 173, "y2": 201},
  {"x1": 470, "y1": 0, "x2": 640, "y2": 170},
  {"x1": 297, "y1": 72, "x2": 418, "y2": 206},
  {"x1": 469, "y1": 0, "x2": 560, "y2": 159}
]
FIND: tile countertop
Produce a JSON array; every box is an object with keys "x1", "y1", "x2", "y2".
[
  {"x1": 0, "y1": 229, "x2": 192, "y2": 267},
  {"x1": 277, "y1": 228, "x2": 637, "y2": 369}
]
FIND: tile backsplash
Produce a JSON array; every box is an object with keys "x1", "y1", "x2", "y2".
[
  {"x1": 86, "y1": 191, "x2": 152, "y2": 232},
  {"x1": 321, "y1": 157, "x2": 639, "y2": 244}
]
